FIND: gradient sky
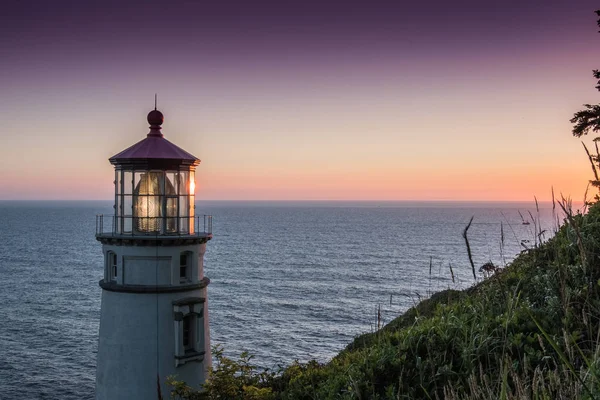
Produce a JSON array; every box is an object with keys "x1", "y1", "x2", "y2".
[{"x1": 1, "y1": 0, "x2": 598, "y2": 201}]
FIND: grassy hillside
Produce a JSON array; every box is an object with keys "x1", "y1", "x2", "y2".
[{"x1": 170, "y1": 201, "x2": 600, "y2": 399}]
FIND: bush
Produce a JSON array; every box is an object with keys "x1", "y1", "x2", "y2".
[{"x1": 168, "y1": 345, "x2": 275, "y2": 400}]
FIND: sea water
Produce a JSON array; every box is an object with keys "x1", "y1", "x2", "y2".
[{"x1": 0, "y1": 200, "x2": 560, "y2": 399}]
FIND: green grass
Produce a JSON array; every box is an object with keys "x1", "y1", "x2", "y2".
[{"x1": 170, "y1": 201, "x2": 600, "y2": 400}]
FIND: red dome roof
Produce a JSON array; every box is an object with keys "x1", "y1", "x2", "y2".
[{"x1": 109, "y1": 110, "x2": 200, "y2": 168}]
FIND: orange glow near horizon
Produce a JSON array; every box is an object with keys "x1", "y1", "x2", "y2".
[
  {"x1": 191, "y1": 161, "x2": 591, "y2": 202},
  {"x1": 0, "y1": 140, "x2": 592, "y2": 202}
]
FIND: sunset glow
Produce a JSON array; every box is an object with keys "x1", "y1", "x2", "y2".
[{"x1": 0, "y1": 1, "x2": 598, "y2": 201}]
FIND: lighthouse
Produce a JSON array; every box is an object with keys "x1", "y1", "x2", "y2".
[{"x1": 94, "y1": 108, "x2": 212, "y2": 400}]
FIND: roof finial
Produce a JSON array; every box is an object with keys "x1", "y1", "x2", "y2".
[{"x1": 147, "y1": 97, "x2": 164, "y2": 136}]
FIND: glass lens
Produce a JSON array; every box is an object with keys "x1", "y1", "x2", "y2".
[
  {"x1": 133, "y1": 172, "x2": 164, "y2": 232},
  {"x1": 166, "y1": 172, "x2": 178, "y2": 195},
  {"x1": 123, "y1": 171, "x2": 133, "y2": 195},
  {"x1": 179, "y1": 171, "x2": 190, "y2": 195}
]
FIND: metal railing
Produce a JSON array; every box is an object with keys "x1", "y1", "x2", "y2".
[{"x1": 96, "y1": 214, "x2": 213, "y2": 237}]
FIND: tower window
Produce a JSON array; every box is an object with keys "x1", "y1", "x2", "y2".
[
  {"x1": 108, "y1": 252, "x2": 117, "y2": 281},
  {"x1": 179, "y1": 252, "x2": 191, "y2": 283},
  {"x1": 182, "y1": 314, "x2": 194, "y2": 353},
  {"x1": 173, "y1": 298, "x2": 205, "y2": 366}
]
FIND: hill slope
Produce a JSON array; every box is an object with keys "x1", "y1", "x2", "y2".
[{"x1": 171, "y1": 202, "x2": 600, "y2": 399}]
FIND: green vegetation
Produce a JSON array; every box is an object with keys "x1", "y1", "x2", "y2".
[
  {"x1": 169, "y1": 201, "x2": 600, "y2": 399},
  {"x1": 168, "y1": 9, "x2": 600, "y2": 400}
]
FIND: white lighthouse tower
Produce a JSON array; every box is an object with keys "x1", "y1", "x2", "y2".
[{"x1": 95, "y1": 108, "x2": 212, "y2": 400}]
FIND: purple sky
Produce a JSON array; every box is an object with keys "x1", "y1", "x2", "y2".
[
  {"x1": 2, "y1": 1, "x2": 595, "y2": 71},
  {"x1": 1, "y1": 1, "x2": 599, "y2": 200}
]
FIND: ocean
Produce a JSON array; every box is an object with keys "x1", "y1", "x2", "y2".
[{"x1": 0, "y1": 200, "x2": 561, "y2": 399}]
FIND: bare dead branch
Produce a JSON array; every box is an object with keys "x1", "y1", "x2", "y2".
[{"x1": 462, "y1": 216, "x2": 476, "y2": 280}]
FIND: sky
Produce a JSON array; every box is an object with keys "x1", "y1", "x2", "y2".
[{"x1": 0, "y1": 0, "x2": 598, "y2": 201}]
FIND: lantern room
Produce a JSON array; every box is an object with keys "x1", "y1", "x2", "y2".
[{"x1": 108, "y1": 108, "x2": 200, "y2": 235}]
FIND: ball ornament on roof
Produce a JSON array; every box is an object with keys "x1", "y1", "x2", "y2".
[{"x1": 147, "y1": 109, "x2": 164, "y2": 127}]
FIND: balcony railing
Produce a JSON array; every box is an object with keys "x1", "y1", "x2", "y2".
[{"x1": 96, "y1": 214, "x2": 213, "y2": 237}]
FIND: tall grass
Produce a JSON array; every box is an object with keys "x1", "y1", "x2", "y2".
[{"x1": 169, "y1": 200, "x2": 600, "y2": 400}]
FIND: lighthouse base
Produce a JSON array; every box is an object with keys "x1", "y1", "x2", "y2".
[{"x1": 95, "y1": 288, "x2": 210, "y2": 400}]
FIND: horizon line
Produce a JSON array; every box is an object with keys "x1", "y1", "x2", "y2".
[{"x1": 0, "y1": 198, "x2": 581, "y2": 203}]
